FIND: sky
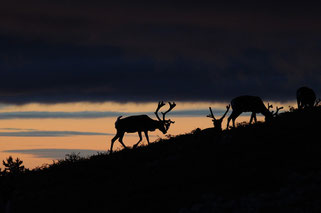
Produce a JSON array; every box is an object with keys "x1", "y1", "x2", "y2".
[
  {"x1": 0, "y1": 102, "x2": 240, "y2": 168},
  {"x1": 0, "y1": 1, "x2": 319, "y2": 168},
  {"x1": 0, "y1": 1, "x2": 320, "y2": 104}
]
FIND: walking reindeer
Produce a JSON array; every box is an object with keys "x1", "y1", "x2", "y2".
[{"x1": 110, "y1": 101, "x2": 176, "y2": 153}]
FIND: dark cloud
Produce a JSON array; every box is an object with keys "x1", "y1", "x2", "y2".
[
  {"x1": 0, "y1": 128, "x2": 36, "y2": 131},
  {"x1": 0, "y1": 1, "x2": 320, "y2": 104}
]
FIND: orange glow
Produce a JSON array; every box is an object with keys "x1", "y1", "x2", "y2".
[
  {"x1": 0, "y1": 101, "x2": 231, "y2": 112},
  {"x1": 0, "y1": 101, "x2": 295, "y2": 169}
]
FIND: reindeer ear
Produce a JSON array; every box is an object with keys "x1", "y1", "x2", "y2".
[{"x1": 168, "y1": 119, "x2": 175, "y2": 124}]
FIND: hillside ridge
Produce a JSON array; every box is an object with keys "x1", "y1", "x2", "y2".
[{"x1": 1, "y1": 107, "x2": 321, "y2": 213}]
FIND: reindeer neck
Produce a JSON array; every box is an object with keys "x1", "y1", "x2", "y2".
[
  {"x1": 154, "y1": 119, "x2": 164, "y2": 129},
  {"x1": 261, "y1": 106, "x2": 272, "y2": 117}
]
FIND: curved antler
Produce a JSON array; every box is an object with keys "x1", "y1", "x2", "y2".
[
  {"x1": 272, "y1": 106, "x2": 284, "y2": 116},
  {"x1": 267, "y1": 103, "x2": 273, "y2": 111},
  {"x1": 207, "y1": 105, "x2": 230, "y2": 121},
  {"x1": 162, "y1": 102, "x2": 176, "y2": 121},
  {"x1": 207, "y1": 107, "x2": 216, "y2": 120},
  {"x1": 155, "y1": 101, "x2": 166, "y2": 121},
  {"x1": 220, "y1": 104, "x2": 231, "y2": 120}
]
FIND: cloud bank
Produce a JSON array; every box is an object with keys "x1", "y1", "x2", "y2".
[{"x1": 1, "y1": 1, "x2": 320, "y2": 104}]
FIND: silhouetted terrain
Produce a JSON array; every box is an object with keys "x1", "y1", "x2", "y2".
[{"x1": 1, "y1": 107, "x2": 321, "y2": 213}]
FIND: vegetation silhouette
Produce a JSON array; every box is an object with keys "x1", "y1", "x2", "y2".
[
  {"x1": 110, "y1": 101, "x2": 176, "y2": 153},
  {"x1": 1, "y1": 157, "x2": 26, "y2": 175},
  {"x1": 0, "y1": 156, "x2": 27, "y2": 213},
  {"x1": 1, "y1": 105, "x2": 321, "y2": 212},
  {"x1": 296, "y1": 86, "x2": 316, "y2": 109}
]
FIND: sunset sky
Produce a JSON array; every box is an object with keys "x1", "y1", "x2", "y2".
[{"x1": 0, "y1": 1, "x2": 320, "y2": 168}]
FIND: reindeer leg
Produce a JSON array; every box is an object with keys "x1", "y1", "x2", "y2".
[
  {"x1": 250, "y1": 112, "x2": 257, "y2": 124},
  {"x1": 227, "y1": 116, "x2": 231, "y2": 129},
  {"x1": 133, "y1": 131, "x2": 142, "y2": 148},
  {"x1": 110, "y1": 132, "x2": 122, "y2": 153},
  {"x1": 297, "y1": 99, "x2": 301, "y2": 109},
  {"x1": 249, "y1": 113, "x2": 254, "y2": 124},
  {"x1": 118, "y1": 132, "x2": 128, "y2": 150},
  {"x1": 144, "y1": 131, "x2": 150, "y2": 144},
  {"x1": 229, "y1": 111, "x2": 241, "y2": 128}
]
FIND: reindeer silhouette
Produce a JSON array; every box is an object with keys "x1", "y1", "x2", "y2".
[
  {"x1": 110, "y1": 101, "x2": 176, "y2": 153},
  {"x1": 207, "y1": 105, "x2": 230, "y2": 131},
  {"x1": 296, "y1": 86, "x2": 316, "y2": 109},
  {"x1": 227, "y1": 95, "x2": 281, "y2": 129}
]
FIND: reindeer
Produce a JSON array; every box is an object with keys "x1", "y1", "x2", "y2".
[
  {"x1": 207, "y1": 105, "x2": 230, "y2": 131},
  {"x1": 226, "y1": 95, "x2": 275, "y2": 129},
  {"x1": 296, "y1": 86, "x2": 316, "y2": 109},
  {"x1": 110, "y1": 101, "x2": 176, "y2": 153}
]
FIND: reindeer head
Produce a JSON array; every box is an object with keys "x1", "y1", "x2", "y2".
[
  {"x1": 155, "y1": 101, "x2": 176, "y2": 134},
  {"x1": 207, "y1": 105, "x2": 230, "y2": 131},
  {"x1": 264, "y1": 103, "x2": 274, "y2": 122},
  {"x1": 266, "y1": 103, "x2": 283, "y2": 122}
]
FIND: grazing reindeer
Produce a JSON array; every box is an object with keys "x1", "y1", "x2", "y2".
[
  {"x1": 296, "y1": 86, "x2": 316, "y2": 109},
  {"x1": 226, "y1": 95, "x2": 274, "y2": 129},
  {"x1": 207, "y1": 105, "x2": 230, "y2": 131},
  {"x1": 110, "y1": 101, "x2": 176, "y2": 153}
]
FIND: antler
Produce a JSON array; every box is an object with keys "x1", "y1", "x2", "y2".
[
  {"x1": 272, "y1": 106, "x2": 284, "y2": 116},
  {"x1": 155, "y1": 101, "x2": 166, "y2": 121},
  {"x1": 220, "y1": 104, "x2": 231, "y2": 120},
  {"x1": 207, "y1": 105, "x2": 230, "y2": 121},
  {"x1": 162, "y1": 102, "x2": 176, "y2": 122},
  {"x1": 267, "y1": 103, "x2": 273, "y2": 111},
  {"x1": 267, "y1": 103, "x2": 283, "y2": 116},
  {"x1": 207, "y1": 107, "x2": 216, "y2": 120}
]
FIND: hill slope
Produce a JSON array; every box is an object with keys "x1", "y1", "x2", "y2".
[{"x1": 2, "y1": 107, "x2": 321, "y2": 213}]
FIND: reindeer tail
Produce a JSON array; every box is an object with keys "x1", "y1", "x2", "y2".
[{"x1": 115, "y1": 116, "x2": 123, "y2": 127}]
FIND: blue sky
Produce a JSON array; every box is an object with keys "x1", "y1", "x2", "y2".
[{"x1": 0, "y1": 108, "x2": 229, "y2": 119}]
